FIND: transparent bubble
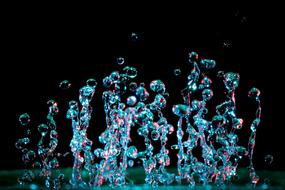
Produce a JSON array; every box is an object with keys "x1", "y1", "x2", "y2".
[
  {"x1": 38, "y1": 124, "x2": 49, "y2": 136},
  {"x1": 151, "y1": 130, "x2": 160, "y2": 141},
  {"x1": 116, "y1": 57, "x2": 125, "y2": 65},
  {"x1": 22, "y1": 150, "x2": 36, "y2": 164},
  {"x1": 19, "y1": 113, "x2": 31, "y2": 126},
  {"x1": 174, "y1": 68, "x2": 181, "y2": 76},
  {"x1": 79, "y1": 86, "x2": 95, "y2": 106},
  {"x1": 150, "y1": 80, "x2": 166, "y2": 94},
  {"x1": 264, "y1": 154, "x2": 273, "y2": 165},
  {"x1": 126, "y1": 96, "x2": 137, "y2": 106},
  {"x1": 127, "y1": 146, "x2": 138, "y2": 159},
  {"x1": 59, "y1": 80, "x2": 71, "y2": 90},
  {"x1": 154, "y1": 94, "x2": 167, "y2": 109},
  {"x1": 86, "y1": 78, "x2": 97, "y2": 88}
]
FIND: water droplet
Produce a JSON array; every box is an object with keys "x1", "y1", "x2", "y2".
[
  {"x1": 172, "y1": 104, "x2": 191, "y2": 116},
  {"x1": 264, "y1": 155, "x2": 273, "y2": 165},
  {"x1": 188, "y1": 51, "x2": 199, "y2": 63},
  {"x1": 200, "y1": 59, "x2": 216, "y2": 69},
  {"x1": 86, "y1": 78, "x2": 97, "y2": 88},
  {"x1": 126, "y1": 96, "x2": 137, "y2": 106},
  {"x1": 128, "y1": 160, "x2": 134, "y2": 167},
  {"x1": 223, "y1": 72, "x2": 240, "y2": 91},
  {"x1": 38, "y1": 124, "x2": 49, "y2": 136},
  {"x1": 116, "y1": 57, "x2": 125, "y2": 65},
  {"x1": 174, "y1": 68, "x2": 181, "y2": 76},
  {"x1": 127, "y1": 146, "x2": 138, "y2": 159},
  {"x1": 248, "y1": 87, "x2": 260, "y2": 100},
  {"x1": 129, "y1": 82, "x2": 137, "y2": 92},
  {"x1": 150, "y1": 80, "x2": 166, "y2": 94},
  {"x1": 19, "y1": 113, "x2": 30, "y2": 126},
  {"x1": 130, "y1": 32, "x2": 139, "y2": 42},
  {"x1": 136, "y1": 86, "x2": 149, "y2": 101},
  {"x1": 59, "y1": 80, "x2": 71, "y2": 90},
  {"x1": 15, "y1": 138, "x2": 30, "y2": 150},
  {"x1": 123, "y1": 66, "x2": 137, "y2": 78},
  {"x1": 202, "y1": 89, "x2": 213, "y2": 101}
]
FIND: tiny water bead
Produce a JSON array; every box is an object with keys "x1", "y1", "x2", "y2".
[
  {"x1": 130, "y1": 32, "x2": 139, "y2": 42},
  {"x1": 174, "y1": 68, "x2": 181, "y2": 76},
  {"x1": 19, "y1": 113, "x2": 31, "y2": 126},
  {"x1": 59, "y1": 80, "x2": 71, "y2": 90},
  {"x1": 86, "y1": 78, "x2": 97, "y2": 88},
  {"x1": 116, "y1": 57, "x2": 125, "y2": 65},
  {"x1": 264, "y1": 154, "x2": 273, "y2": 165}
]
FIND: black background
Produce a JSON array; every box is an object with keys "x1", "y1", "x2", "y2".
[{"x1": 2, "y1": 4, "x2": 284, "y2": 171}]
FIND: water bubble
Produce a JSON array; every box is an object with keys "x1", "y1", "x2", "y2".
[
  {"x1": 22, "y1": 150, "x2": 36, "y2": 164},
  {"x1": 154, "y1": 94, "x2": 167, "y2": 109},
  {"x1": 151, "y1": 130, "x2": 160, "y2": 141},
  {"x1": 150, "y1": 80, "x2": 166, "y2": 94},
  {"x1": 19, "y1": 113, "x2": 30, "y2": 126},
  {"x1": 126, "y1": 96, "x2": 137, "y2": 106},
  {"x1": 174, "y1": 68, "x2": 181, "y2": 76},
  {"x1": 59, "y1": 80, "x2": 71, "y2": 90},
  {"x1": 38, "y1": 124, "x2": 49, "y2": 136},
  {"x1": 79, "y1": 86, "x2": 95, "y2": 106},
  {"x1": 264, "y1": 154, "x2": 273, "y2": 165},
  {"x1": 86, "y1": 78, "x2": 97, "y2": 88},
  {"x1": 127, "y1": 146, "x2": 138, "y2": 159},
  {"x1": 116, "y1": 57, "x2": 125, "y2": 65}
]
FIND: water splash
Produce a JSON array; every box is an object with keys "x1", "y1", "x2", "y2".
[{"x1": 16, "y1": 49, "x2": 264, "y2": 188}]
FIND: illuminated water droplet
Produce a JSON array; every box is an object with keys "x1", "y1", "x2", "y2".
[
  {"x1": 38, "y1": 124, "x2": 49, "y2": 136},
  {"x1": 202, "y1": 89, "x2": 213, "y2": 101},
  {"x1": 200, "y1": 59, "x2": 216, "y2": 69},
  {"x1": 127, "y1": 146, "x2": 138, "y2": 159},
  {"x1": 189, "y1": 51, "x2": 199, "y2": 63},
  {"x1": 86, "y1": 78, "x2": 97, "y2": 88},
  {"x1": 150, "y1": 80, "x2": 166, "y2": 94},
  {"x1": 264, "y1": 155, "x2": 273, "y2": 165},
  {"x1": 116, "y1": 57, "x2": 125, "y2": 65},
  {"x1": 59, "y1": 80, "x2": 71, "y2": 90},
  {"x1": 174, "y1": 69, "x2": 181, "y2": 76},
  {"x1": 15, "y1": 138, "x2": 30, "y2": 150},
  {"x1": 130, "y1": 32, "x2": 139, "y2": 42},
  {"x1": 19, "y1": 113, "x2": 30, "y2": 126},
  {"x1": 123, "y1": 66, "x2": 137, "y2": 78},
  {"x1": 223, "y1": 72, "x2": 240, "y2": 91},
  {"x1": 128, "y1": 160, "x2": 134, "y2": 167},
  {"x1": 248, "y1": 87, "x2": 260, "y2": 100},
  {"x1": 172, "y1": 104, "x2": 191, "y2": 116},
  {"x1": 129, "y1": 82, "x2": 137, "y2": 92},
  {"x1": 126, "y1": 96, "x2": 137, "y2": 106}
]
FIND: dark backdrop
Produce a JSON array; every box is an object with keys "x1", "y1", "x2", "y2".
[{"x1": 2, "y1": 4, "x2": 284, "y2": 171}]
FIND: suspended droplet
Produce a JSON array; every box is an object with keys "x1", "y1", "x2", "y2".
[
  {"x1": 223, "y1": 72, "x2": 240, "y2": 91},
  {"x1": 202, "y1": 89, "x2": 213, "y2": 101},
  {"x1": 19, "y1": 113, "x2": 30, "y2": 126},
  {"x1": 15, "y1": 138, "x2": 30, "y2": 150},
  {"x1": 116, "y1": 57, "x2": 125, "y2": 65},
  {"x1": 79, "y1": 86, "x2": 95, "y2": 106},
  {"x1": 172, "y1": 104, "x2": 191, "y2": 116},
  {"x1": 127, "y1": 146, "x2": 138, "y2": 159},
  {"x1": 128, "y1": 160, "x2": 134, "y2": 167},
  {"x1": 150, "y1": 80, "x2": 166, "y2": 94},
  {"x1": 129, "y1": 82, "x2": 137, "y2": 92},
  {"x1": 174, "y1": 68, "x2": 181, "y2": 76},
  {"x1": 151, "y1": 130, "x2": 160, "y2": 141},
  {"x1": 123, "y1": 66, "x2": 137, "y2": 78},
  {"x1": 248, "y1": 87, "x2": 260, "y2": 100},
  {"x1": 38, "y1": 124, "x2": 49, "y2": 136},
  {"x1": 86, "y1": 78, "x2": 97, "y2": 88},
  {"x1": 136, "y1": 86, "x2": 149, "y2": 101},
  {"x1": 59, "y1": 80, "x2": 71, "y2": 90},
  {"x1": 130, "y1": 32, "x2": 139, "y2": 42},
  {"x1": 200, "y1": 59, "x2": 216, "y2": 69},
  {"x1": 264, "y1": 154, "x2": 273, "y2": 165},
  {"x1": 126, "y1": 96, "x2": 137, "y2": 106},
  {"x1": 188, "y1": 51, "x2": 199, "y2": 63}
]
